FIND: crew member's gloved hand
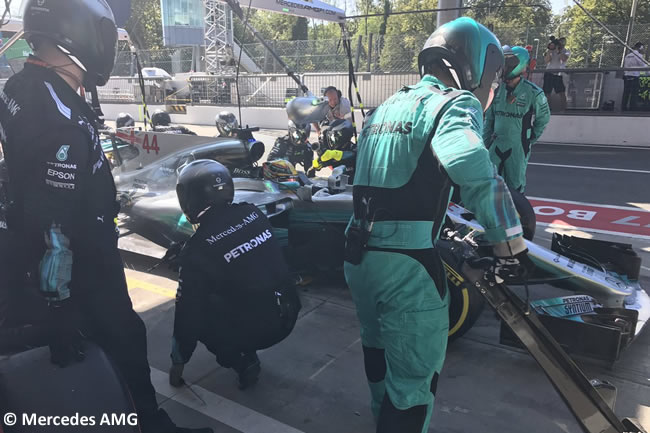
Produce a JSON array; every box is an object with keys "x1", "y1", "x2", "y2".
[
  {"x1": 163, "y1": 241, "x2": 185, "y2": 272},
  {"x1": 169, "y1": 363, "x2": 185, "y2": 387},
  {"x1": 493, "y1": 250, "x2": 535, "y2": 284},
  {"x1": 48, "y1": 300, "x2": 85, "y2": 367}
]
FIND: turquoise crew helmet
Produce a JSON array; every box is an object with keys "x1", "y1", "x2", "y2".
[
  {"x1": 417, "y1": 17, "x2": 505, "y2": 110},
  {"x1": 503, "y1": 45, "x2": 530, "y2": 80}
]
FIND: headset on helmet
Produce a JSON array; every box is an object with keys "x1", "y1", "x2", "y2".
[
  {"x1": 215, "y1": 111, "x2": 239, "y2": 137},
  {"x1": 417, "y1": 17, "x2": 504, "y2": 111},
  {"x1": 287, "y1": 120, "x2": 310, "y2": 145},
  {"x1": 151, "y1": 110, "x2": 171, "y2": 127},
  {"x1": 503, "y1": 46, "x2": 531, "y2": 80},
  {"x1": 323, "y1": 86, "x2": 342, "y2": 99},
  {"x1": 116, "y1": 112, "x2": 135, "y2": 129},
  {"x1": 24, "y1": 0, "x2": 118, "y2": 88},
  {"x1": 176, "y1": 160, "x2": 234, "y2": 224}
]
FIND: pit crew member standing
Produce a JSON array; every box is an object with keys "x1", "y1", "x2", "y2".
[
  {"x1": 484, "y1": 46, "x2": 551, "y2": 194},
  {"x1": 344, "y1": 18, "x2": 531, "y2": 432},
  {"x1": 0, "y1": 1, "x2": 210, "y2": 432}
]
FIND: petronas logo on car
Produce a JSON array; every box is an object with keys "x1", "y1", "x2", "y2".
[{"x1": 56, "y1": 145, "x2": 70, "y2": 162}]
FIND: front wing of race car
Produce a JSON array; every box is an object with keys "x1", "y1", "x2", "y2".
[{"x1": 447, "y1": 203, "x2": 649, "y2": 364}]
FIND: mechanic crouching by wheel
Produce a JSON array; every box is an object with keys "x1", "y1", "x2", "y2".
[
  {"x1": 151, "y1": 109, "x2": 197, "y2": 135},
  {"x1": 215, "y1": 111, "x2": 239, "y2": 137},
  {"x1": 0, "y1": 1, "x2": 212, "y2": 432},
  {"x1": 169, "y1": 160, "x2": 301, "y2": 390},
  {"x1": 484, "y1": 46, "x2": 551, "y2": 240},
  {"x1": 268, "y1": 120, "x2": 313, "y2": 170},
  {"x1": 343, "y1": 18, "x2": 533, "y2": 433}
]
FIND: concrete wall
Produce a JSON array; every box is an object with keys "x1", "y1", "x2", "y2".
[
  {"x1": 103, "y1": 104, "x2": 649, "y2": 147},
  {"x1": 538, "y1": 115, "x2": 649, "y2": 147},
  {"x1": 102, "y1": 104, "x2": 289, "y2": 130}
]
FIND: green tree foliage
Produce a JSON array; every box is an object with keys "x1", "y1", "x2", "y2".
[
  {"x1": 126, "y1": 0, "x2": 164, "y2": 50},
  {"x1": 466, "y1": 0, "x2": 553, "y2": 47},
  {"x1": 558, "y1": 0, "x2": 650, "y2": 67},
  {"x1": 378, "y1": 0, "x2": 438, "y2": 71}
]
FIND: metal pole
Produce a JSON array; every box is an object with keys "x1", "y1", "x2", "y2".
[
  {"x1": 437, "y1": 0, "x2": 463, "y2": 27},
  {"x1": 367, "y1": 33, "x2": 373, "y2": 72},
  {"x1": 585, "y1": 23, "x2": 593, "y2": 68},
  {"x1": 0, "y1": 30, "x2": 24, "y2": 57},
  {"x1": 355, "y1": 35, "x2": 363, "y2": 72},
  {"x1": 621, "y1": 0, "x2": 639, "y2": 67},
  {"x1": 598, "y1": 37, "x2": 605, "y2": 68},
  {"x1": 534, "y1": 38, "x2": 540, "y2": 59},
  {"x1": 224, "y1": 0, "x2": 308, "y2": 92}
]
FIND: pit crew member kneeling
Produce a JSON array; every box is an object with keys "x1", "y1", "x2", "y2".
[{"x1": 169, "y1": 160, "x2": 301, "y2": 389}]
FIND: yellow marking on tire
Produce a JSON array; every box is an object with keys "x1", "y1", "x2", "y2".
[
  {"x1": 126, "y1": 277, "x2": 176, "y2": 299},
  {"x1": 448, "y1": 288, "x2": 470, "y2": 337}
]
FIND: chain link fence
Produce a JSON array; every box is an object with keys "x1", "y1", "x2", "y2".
[{"x1": 240, "y1": 24, "x2": 649, "y2": 74}]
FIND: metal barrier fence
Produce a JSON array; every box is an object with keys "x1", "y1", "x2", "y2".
[
  {"x1": 98, "y1": 66, "x2": 650, "y2": 113},
  {"x1": 98, "y1": 76, "x2": 172, "y2": 104},
  {"x1": 112, "y1": 46, "x2": 197, "y2": 77}
]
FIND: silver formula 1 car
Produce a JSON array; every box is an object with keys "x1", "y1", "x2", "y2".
[{"x1": 106, "y1": 129, "x2": 649, "y2": 364}]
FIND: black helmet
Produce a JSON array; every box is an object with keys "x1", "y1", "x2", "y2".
[
  {"x1": 288, "y1": 120, "x2": 310, "y2": 145},
  {"x1": 151, "y1": 110, "x2": 171, "y2": 127},
  {"x1": 176, "y1": 160, "x2": 234, "y2": 224},
  {"x1": 216, "y1": 111, "x2": 238, "y2": 137},
  {"x1": 24, "y1": 0, "x2": 118, "y2": 88},
  {"x1": 116, "y1": 112, "x2": 135, "y2": 129},
  {"x1": 324, "y1": 119, "x2": 354, "y2": 151},
  {"x1": 417, "y1": 17, "x2": 504, "y2": 110}
]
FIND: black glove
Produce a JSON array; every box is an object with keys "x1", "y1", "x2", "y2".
[
  {"x1": 48, "y1": 300, "x2": 85, "y2": 367},
  {"x1": 162, "y1": 241, "x2": 185, "y2": 272},
  {"x1": 493, "y1": 250, "x2": 535, "y2": 284}
]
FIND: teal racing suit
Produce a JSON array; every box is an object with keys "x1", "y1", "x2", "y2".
[
  {"x1": 483, "y1": 78, "x2": 551, "y2": 192},
  {"x1": 344, "y1": 75, "x2": 525, "y2": 432}
]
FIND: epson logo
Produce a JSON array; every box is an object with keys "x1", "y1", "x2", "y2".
[{"x1": 47, "y1": 168, "x2": 75, "y2": 181}]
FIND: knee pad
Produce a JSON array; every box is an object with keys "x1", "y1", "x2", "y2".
[{"x1": 362, "y1": 346, "x2": 386, "y2": 383}]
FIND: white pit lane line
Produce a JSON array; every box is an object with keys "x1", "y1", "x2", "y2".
[
  {"x1": 150, "y1": 367, "x2": 306, "y2": 433},
  {"x1": 528, "y1": 162, "x2": 650, "y2": 174}
]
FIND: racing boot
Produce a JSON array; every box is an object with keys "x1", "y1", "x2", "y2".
[{"x1": 235, "y1": 352, "x2": 261, "y2": 390}]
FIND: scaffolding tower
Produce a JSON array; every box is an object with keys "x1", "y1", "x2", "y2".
[{"x1": 204, "y1": 0, "x2": 234, "y2": 75}]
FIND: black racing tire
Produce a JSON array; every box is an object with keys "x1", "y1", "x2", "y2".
[{"x1": 445, "y1": 260, "x2": 486, "y2": 342}]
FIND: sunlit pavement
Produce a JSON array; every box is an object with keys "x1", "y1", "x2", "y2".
[{"x1": 116, "y1": 125, "x2": 649, "y2": 432}]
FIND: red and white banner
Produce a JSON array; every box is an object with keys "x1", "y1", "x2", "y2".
[{"x1": 529, "y1": 197, "x2": 650, "y2": 239}]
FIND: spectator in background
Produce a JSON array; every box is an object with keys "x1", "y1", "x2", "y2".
[
  {"x1": 543, "y1": 36, "x2": 570, "y2": 111},
  {"x1": 313, "y1": 86, "x2": 351, "y2": 134},
  {"x1": 622, "y1": 42, "x2": 647, "y2": 111}
]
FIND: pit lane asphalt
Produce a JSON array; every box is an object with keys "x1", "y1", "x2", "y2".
[{"x1": 114, "y1": 125, "x2": 649, "y2": 433}]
